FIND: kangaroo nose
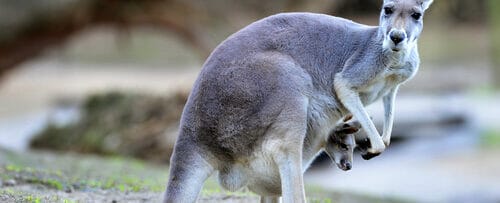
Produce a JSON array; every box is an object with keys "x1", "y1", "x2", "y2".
[
  {"x1": 344, "y1": 162, "x2": 352, "y2": 170},
  {"x1": 389, "y1": 31, "x2": 406, "y2": 45},
  {"x1": 340, "y1": 159, "x2": 352, "y2": 170}
]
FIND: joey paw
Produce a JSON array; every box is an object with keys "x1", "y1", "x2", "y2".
[
  {"x1": 361, "y1": 152, "x2": 381, "y2": 160},
  {"x1": 334, "y1": 120, "x2": 361, "y2": 135}
]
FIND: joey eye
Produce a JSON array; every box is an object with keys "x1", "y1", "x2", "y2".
[
  {"x1": 411, "y1": 12, "x2": 422, "y2": 20},
  {"x1": 384, "y1": 7, "x2": 394, "y2": 15},
  {"x1": 339, "y1": 143, "x2": 349, "y2": 150}
]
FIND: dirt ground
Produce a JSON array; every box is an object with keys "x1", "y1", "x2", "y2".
[{"x1": 0, "y1": 149, "x2": 407, "y2": 203}]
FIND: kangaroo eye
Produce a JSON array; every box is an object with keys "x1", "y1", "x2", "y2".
[
  {"x1": 384, "y1": 7, "x2": 394, "y2": 15},
  {"x1": 411, "y1": 12, "x2": 422, "y2": 20}
]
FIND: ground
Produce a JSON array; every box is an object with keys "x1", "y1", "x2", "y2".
[{"x1": 0, "y1": 148, "x2": 409, "y2": 203}]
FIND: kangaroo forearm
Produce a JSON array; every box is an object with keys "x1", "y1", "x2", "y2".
[
  {"x1": 334, "y1": 80, "x2": 380, "y2": 138},
  {"x1": 382, "y1": 86, "x2": 398, "y2": 139}
]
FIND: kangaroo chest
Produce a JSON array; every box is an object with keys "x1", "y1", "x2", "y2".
[{"x1": 358, "y1": 64, "x2": 416, "y2": 105}]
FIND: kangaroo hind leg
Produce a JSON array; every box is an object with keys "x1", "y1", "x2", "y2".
[{"x1": 164, "y1": 144, "x2": 214, "y2": 203}]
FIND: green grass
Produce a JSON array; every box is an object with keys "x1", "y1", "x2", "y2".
[
  {"x1": 0, "y1": 149, "x2": 411, "y2": 202},
  {"x1": 0, "y1": 150, "x2": 169, "y2": 193}
]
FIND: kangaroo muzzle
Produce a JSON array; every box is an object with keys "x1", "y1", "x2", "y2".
[
  {"x1": 389, "y1": 29, "x2": 406, "y2": 45},
  {"x1": 386, "y1": 28, "x2": 407, "y2": 51},
  {"x1": 339, "y1": 159, "x2": 352, "y2": 171}
]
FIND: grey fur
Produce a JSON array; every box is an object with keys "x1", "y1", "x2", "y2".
[{"x1": 164, "y1": 0, "x2": 432, "y2": 202}]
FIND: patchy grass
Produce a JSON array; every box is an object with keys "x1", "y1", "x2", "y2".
[
  {"x1": 0, "y1": 150, "x2": 168, "y2": 194},
  {"x1": 0, "y1": 149, "x2": 409, "y2": 202}
]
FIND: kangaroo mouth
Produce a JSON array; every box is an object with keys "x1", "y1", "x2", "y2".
[
  {"x1": 384, "y1": 39, "x2": 405, "y2": 53},
  {"x1": 389, "y1": 43, "x2": 404, "y2": 52}
]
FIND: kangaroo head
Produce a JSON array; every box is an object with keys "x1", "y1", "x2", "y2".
[
  {"x1": 325, "y1": 133, "x2": 356, "y2": 171},
  {"x1": 379, "y1": 0, "x2": 433, "y2": 52}
]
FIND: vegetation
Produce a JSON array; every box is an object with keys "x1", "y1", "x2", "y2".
[
  {"x1": 0, "y1": 148, "x2": 171, "y2": 202},
  {"x1": 30, "y1": 91, "x2": 189, "y2": 163},
  {"x1": 0, "y1": 149, "x2": 410, "y2": 202}
]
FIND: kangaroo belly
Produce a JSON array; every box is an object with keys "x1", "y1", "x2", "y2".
[
  {"x1": 359, "y1": 79, "x2": 392, "y2": 105},
  {"x1": 217, "y1": 147, "x2": 283, "y2": 195},
  {"x1": 246, "y1": 156, "x2": 282, "y2": 196},
  {"x1": 358, "y1": 73, "x2": 399, "y2": 105}
]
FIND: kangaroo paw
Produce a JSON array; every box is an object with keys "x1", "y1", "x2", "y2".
[{"x1": 361, "y1": 152, "x2": 381, "y2": 160}]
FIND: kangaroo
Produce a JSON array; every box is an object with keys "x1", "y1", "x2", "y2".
[
  {"x1": 165, "y1": 0, "x2": 433, "y2": 202},
  {"x1": 325, "y1": 116, "x2": 360, "y2": 171}
]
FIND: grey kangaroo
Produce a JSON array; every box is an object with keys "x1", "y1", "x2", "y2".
[{"x1": 165, "y1": 0, "x2": 433, "y2": 202}]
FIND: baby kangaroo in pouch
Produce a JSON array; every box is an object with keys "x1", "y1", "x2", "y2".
[
  {"x1": 325, "y1": 116, "x2": 360, "y2": 171},
  {"x1": 165, "y1": 0, "x2": 433, "y2": 202}
]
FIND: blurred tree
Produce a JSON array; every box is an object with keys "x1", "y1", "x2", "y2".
[
  {"x1": 0, "y1": 0, "x2": 490, "y2": 81},
  {"x1": 0, "y1": 0, "x2": 330, "y2": 79},
  {"x1": 0, "y1": 0, "x2": 214, "y2": 79},
  {"x1": 488, "y1": 0, "x2": 500, "y2": 88},
  {"x1": 331, "y1": 0, "x2": 381, "y2": 17},
  {"x1": 448, "y1": 0, "x2": 486, "y2": 24}
]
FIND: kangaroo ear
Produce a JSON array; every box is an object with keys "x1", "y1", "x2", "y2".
[{"x1": 421, "y1": 0, "x2": 433, "y2": 11}]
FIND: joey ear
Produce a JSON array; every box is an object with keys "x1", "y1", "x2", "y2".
[{"x1": 421, "y1": 0, "x2": 433, "y2": 11}]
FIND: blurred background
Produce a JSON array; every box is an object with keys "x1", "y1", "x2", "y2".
[{"x1": 0, "y1": 0, "x2": 499, "y2": 202}]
